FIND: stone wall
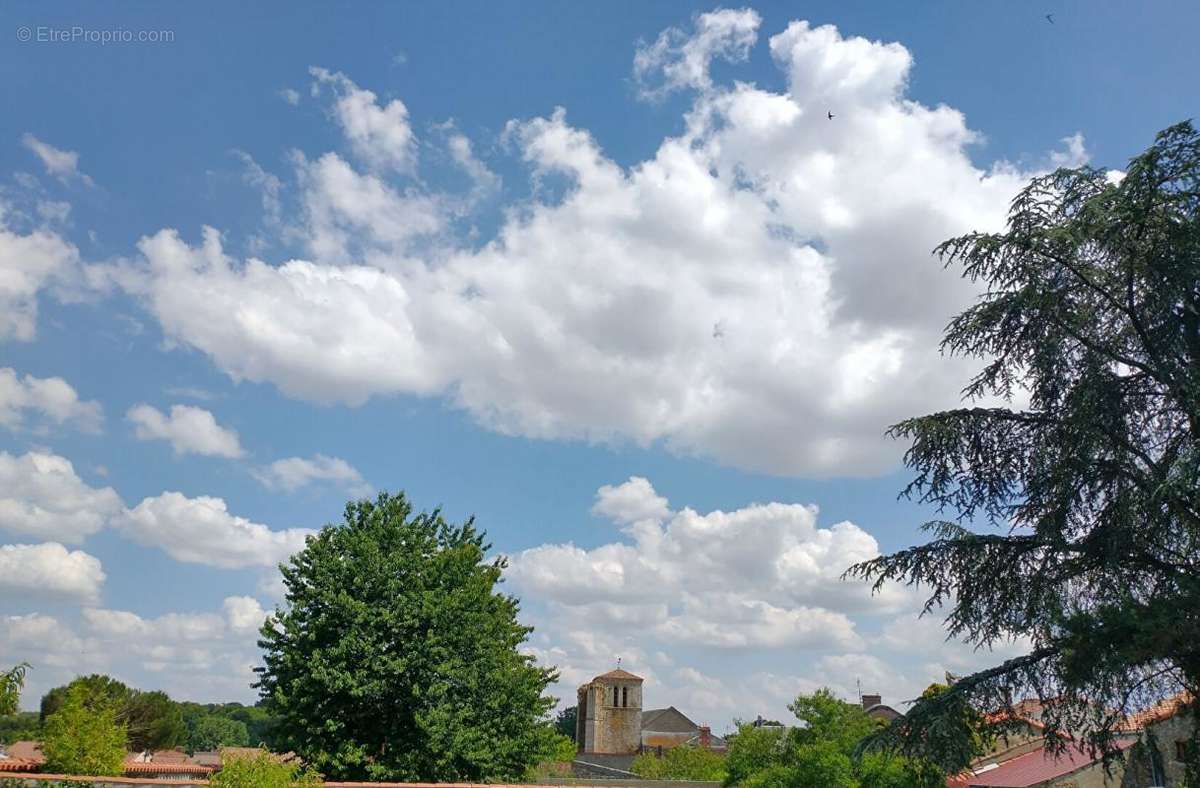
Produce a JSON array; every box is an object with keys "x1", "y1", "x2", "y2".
[{"x1": 577, "y1": 680, "x2": 642, "y2": 755}]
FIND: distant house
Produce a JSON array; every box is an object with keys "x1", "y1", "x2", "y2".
[
  {"x1": 949, "y1": 739, "x2": 1135, "y2": 788},
  {"x1": 1120, "y1": 691, "x2": 1194, "y2": 787},
  {"x1": 123, "y1": 749, "x2": 216, "y2": 780},
  {"x1": 945, "y1": 692, "x2": 1199, "y2": 788},
  {"x1": 861, "y1": 693, "x2": 903, "y2": 723},
  {"x1": 642, "y1": 706, "x2": 728, "y2": 753}
]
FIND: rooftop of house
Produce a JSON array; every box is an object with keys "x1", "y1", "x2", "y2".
[
  {"x1": 962, "y1": 739, "x2": 1135, "y2": 787},
  {"x1": 640, "y1": 706, "x2": 698, "y2": 733},
  {"x1": 1124, "y1": 690, "x2": 1193, "y2": 729}
]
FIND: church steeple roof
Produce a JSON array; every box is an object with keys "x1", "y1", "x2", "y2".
[{"x1": 593, "y1": 668, "x2": 643, "y2": 682}]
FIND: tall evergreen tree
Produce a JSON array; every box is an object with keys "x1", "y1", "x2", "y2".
[
  {"x1": 255, "y1": 491, "x2": 558, "y2": 782},
  {"x1": 849, "y1": 122, "x2": 1200, "y2": 773}
]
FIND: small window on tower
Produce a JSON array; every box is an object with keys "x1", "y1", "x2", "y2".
[
  {"x1": 622, "y1": 686, "x2": 628, "y2": 707},
  {"x1": 613, "y1": 686, "x2": 619, "y2": 707}
]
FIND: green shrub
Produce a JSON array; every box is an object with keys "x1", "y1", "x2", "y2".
[
  {"x1": 632, "y1": 744, "x2": 728, "y2": 781},
  {"x1": 211, "y1": 751, "x2": 322, "y2": 788}
]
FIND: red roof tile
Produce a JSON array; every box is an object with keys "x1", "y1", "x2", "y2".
[
  {"x1": 1125, "y1": 691, "x2": 1192, "y2": 729},
  {"x1": 964, "y1": 740, "x2": 1134, "y2": 787},
  {"x1": 123, "y1": 762, "x2": 215, "y2": 776}
]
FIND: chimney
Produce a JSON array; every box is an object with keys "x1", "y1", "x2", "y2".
[
  {"x1": 861, "y1": 694, "x2": 882, "y2": 710},
  {"x1": 699, "y1": 725, "x2": 711, "y2": 748}
]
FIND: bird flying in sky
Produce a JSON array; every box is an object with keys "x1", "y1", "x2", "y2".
[
  {"x1": 1045, "y1": 13, "x2": 1055, "y2": 23},
  {"x1": 827, "y1": 110, "x2": 835, "y2": 120}
]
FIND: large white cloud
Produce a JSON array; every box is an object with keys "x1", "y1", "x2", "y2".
[
  {"x1": 0, "y1": 221, "x2": 80, "y2": 342},
  {"x1": 0, "y1": 451, "x2": 123, "y2": 543},
  {"x1": 0, "y1": 367, "x2": 103, "y2": 433},
  {"x1": 118, "y1": 491, "x2": 315, "y2": 569},
  {"x1": 0, "y1": 542, "x2": 106, "y2": 602},
  {"x1": 506, "y1": 476, "x2": 894, "y2": 703},
  {"x1": 110, "y1": 13, "x2": 1075, "y2": 478},
  {"x1": 126, "y1": 403, "x2": 245, "y2": 458},
  {"x1": 512, "y1": 478, "x2": 1025, "y2": 728},
  {"x1": 510, "y1": 477, "x2": 903, "y2": 616}
]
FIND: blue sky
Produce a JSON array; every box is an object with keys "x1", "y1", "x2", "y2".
[{"x1": 1, "y1": 1, "x2": 1197, "y2": 729}]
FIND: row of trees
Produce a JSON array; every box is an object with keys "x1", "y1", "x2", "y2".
[
  {"x1": 629, "y1": 689, "x2": 949, "y2": 787},
  {"x1": 0, "y1": 667, "x2": 280, "y2": 775}
]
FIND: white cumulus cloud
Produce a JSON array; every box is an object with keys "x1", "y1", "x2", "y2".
[
  {"x1": 0, "y1": 542, "x2": 106, "y2": 602},
  {"x1": 310, "y1": 67, "x2": 417, "y2": 174},
  {"x1": 118, "y1": 491, "x2": 315, "y2": 569},
  {"x1": 127, "y1": 403, "x2": 245, "y2": 458},
  {"x1": 0, "y1": 367, "x2": 103, "y2": 433},
  {"x1": 0, "y1": 220, "x2": 80, "y2": 341},
  {"x1": 634, "y1": 8, "x2": 762, "y2": 98},
  {"x1": 0, "y1": 451, "x2": 123, "y2": 544},
  {"x1": 252, "y1": 454, "x2": 371, "y2": 496},
  {"x1": 109, "y1": 15, "x2": 1089, "y2": 479}
]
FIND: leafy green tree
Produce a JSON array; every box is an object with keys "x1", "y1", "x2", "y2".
[
  {"x1": 125, "y1": 690, "x2": 186, "y2": 751},
  {"x1": 848, "y1": 120, "x2": 1200, "y2": 774},
  {"x1": 771, "y1": 740, "x2": 857, "y2": 788},
  {"x1": 256, "y1": 491, "x2": 558, "y2": 782},
  {"x1": 209, "y1": 750, "x2": 321, "y2": 788},
  {"x1": 40, "y1": 675, "x2": 130, "y2": 724},
  {"x1": 41, "y1": 683, "x2": 127, "y2": 776},
  {"x1": 790, "y1": 688, "x2": 882, "y2": 755},
  {"x1": 0, "y1": 664, "x2": 29, "y2": 718},
  {"x1": 187, "y1": 715, "x2": 250, "y2": 752},
  {"x1": 724, "y1": 690, "x2": 946, "y2": 787},
  {"x1": 554, "y1": 705, "x2": 577, "y2": 742},
  {"x1": 41, "y1": 678, "x2": 185, "y2": 751},
  {"x1": 856, "y1": 751, "x2": 944, "y2": 788},
  {"x1": 0, "y1": 711, "x2": 40, "y2": 744},
  {"x1": 725, "y1": 724, "x2": 789, "y2": 786},
  {"x1": 632, "y1": 745, "x2": 727, "y2": 781}
]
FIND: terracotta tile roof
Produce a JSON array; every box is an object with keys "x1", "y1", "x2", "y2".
[
  {"x1": 123, "y1": 761, "x2": 216, "y2": 776},
  {"x1": 593, "y1": 668, "x2": 643, "y2": 682},
  {"x1": 2, "y1": 741, "x2": 43, "y2": 761},
  {"x1": 1124, "y1": 691, "x2": 1193, "y2": 729},
  {"x1": 0, "y1": 758, "x2": 42, "y2": 773},
  {"x1": 963, "y1": 739, "x2": 1134, "y2": 787}
]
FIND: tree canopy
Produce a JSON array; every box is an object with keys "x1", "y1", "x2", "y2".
[
  {"x1": 724, "y1": 689, "x2": 940, "y2": 787},
  {"x1": 848, "y1": 121, "x2": 1200, "y2": 772},
  {"x1": 554, "y1": 705, "x2": 577, "y2": 742},
  {"x1": 41, "y1": 682, "x2": 128, "y2": 776},
  {"x1": 41, "y1": 676, "x2": 185, "y2": 752},
  {"x1": 186, "y1": 714, "x2": 251, "y2": 752},
  {"x1": 255, "y1": 491, "x2": 558, "y2": 782}
]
